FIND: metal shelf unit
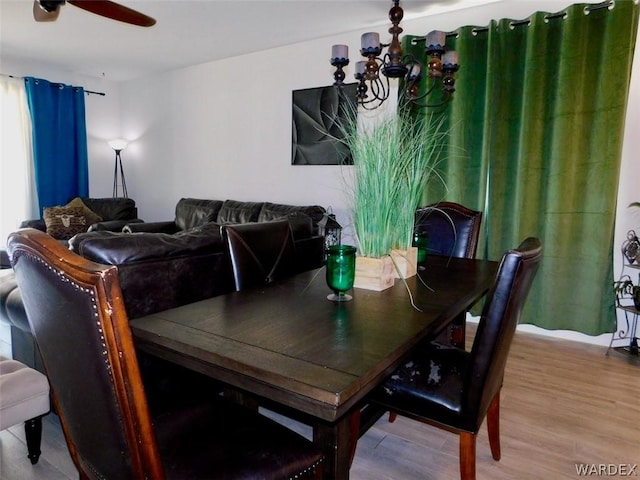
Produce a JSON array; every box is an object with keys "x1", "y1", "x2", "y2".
[{"x1": 608, "y1": 260, "x2": 640, "y2": 358}]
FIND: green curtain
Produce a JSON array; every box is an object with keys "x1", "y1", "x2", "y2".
[{"x1": 406, "y1": 1, "x2": 639, "y2": 335}]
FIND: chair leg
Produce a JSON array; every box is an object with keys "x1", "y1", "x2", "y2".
[
  {"x1": 25, "y1": 416, "x2": 43, "y2": 465},
  {"x1": 487, "y1": 391, "x2": 501, "y2": 461},
  {"x1": 450, "y1": 312, "x2": 466, "y2": 349},
  {"x1": 388, "y1": 411, "x2": 397, "y2": 423},
  {"x1": 434, "y1": 313, "x2": 466, "y2": 348},
  {"x1": 459, "y1": 431, "x2": 476, "y2": 480}
]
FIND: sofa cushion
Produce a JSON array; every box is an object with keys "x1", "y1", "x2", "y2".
[
  {"x1": 70, "y1": 223, "x2": 223, "y2": 265},
  {"x1": 217, "y1": 200, "x2": 263, "y2": 224},
  {"x1": 175, "y1": 198, "x2": 222, "y2": 231},
  {"x1": 264, "y1": 212, "x2": 312, "y2": 240},
  {"x1": 82, "y1": 197, "x2": 137, "y2": 221},
  {"x1": 258, "y1": 202, "x2": 326, "y2": 235},
  {"x1": 43, "y1": 206, "x2": 88, "y2": 240},
  {"x1": 65, "y1": 197, "x2": 103, "y2": 226}
]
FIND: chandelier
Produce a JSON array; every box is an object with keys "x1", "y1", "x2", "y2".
[{"x1": 330, "y1": 0, "x2": 459, "y2": 110}]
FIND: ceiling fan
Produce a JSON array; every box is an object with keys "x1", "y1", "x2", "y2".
[{"x1": 33, "y1": 0, "x2": 156, "y2": 27}]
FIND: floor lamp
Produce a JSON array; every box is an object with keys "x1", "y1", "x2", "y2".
[{"x1": 108, "y1": 139, "x2": 128, "y2": 198}]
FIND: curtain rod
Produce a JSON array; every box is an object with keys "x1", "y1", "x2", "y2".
[{"x1": 0, "y1": 73, "x2": 105, "y2": 96}]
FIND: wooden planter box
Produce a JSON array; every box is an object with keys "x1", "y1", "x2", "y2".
[
  {"x1": 354, "y1": 255, "x2": 395, "y2": 291},
  {"x1": 390, "y1": 247, "x2": 418, "y2": 279}
]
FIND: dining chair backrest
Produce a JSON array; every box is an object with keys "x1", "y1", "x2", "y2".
[
  {"x1": 222, "y1": 220, "x2": 296, "y2": 291},
  {"x1": 9, "y1": 228, "x2": 325, "y2": 480},
  {"x1": 415, "y1": 202, "x2": 482, "y2": 259},
  {"x1": 9, "y1": 228, "x2": 163, "y2": 479},
  {"x1": 464, "y1": 237, "x2": 542, "y2": 428}
]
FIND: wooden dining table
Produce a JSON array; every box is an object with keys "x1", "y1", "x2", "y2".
[{"x1": 130, "y1": 255, "x2": 499, "y2": 479}]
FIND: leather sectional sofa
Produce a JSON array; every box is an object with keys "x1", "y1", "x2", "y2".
[{"x1": 0, "y1": 197, "x2": 327, "y2": 374}]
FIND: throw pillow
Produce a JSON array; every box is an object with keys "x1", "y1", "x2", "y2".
[
  {"x1": 259, "y1": 202, "x2": 326, "y2": 235},
  {"x1": 43, "y1": 206, "x2": 88, "y2": 240},
  {"x1": 217, "y1": 200, "x2": 263, "y2": 224},
  {"x1": 65, "y1": 197, "x2": 103, "y2": 226},
  {"x1": 175, "y1": 202, "x2": 219, "y2": 231}
]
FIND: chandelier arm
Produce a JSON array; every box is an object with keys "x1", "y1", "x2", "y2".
[
  {"x1": 406, "y1": 76, "x2": 439, "y2": 101},
  {"x1": 359, "y1": 80, "x2": 386, "y2": 109},
  {"x1": 360, "y1": 99, "x2": 382, "y2": 111},
  {"x1": 360, "y1": 74, "x2": 394, "y2": 110},
  {"x1": 370, "y1": 76, "x2": 390, "y2": 102},
  {"x1": 357, "y1": 75, "x2": 385, "y2": 104},
  {"x1": 359, "y1": 95, "x2": 384, "y2": 110},
  {"x1": 403, "y1": 90, "x2": 452, "y2": 110}
]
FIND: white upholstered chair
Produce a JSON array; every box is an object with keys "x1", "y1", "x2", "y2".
[{"x1": 0, "y1": 354, "x2": 50, "y2": 464}]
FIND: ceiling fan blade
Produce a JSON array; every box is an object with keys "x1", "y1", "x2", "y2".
[
  {"x1": 67, "y1": 1, "x2": 156, "y2": 27},
  {"x1": 33, "y1": 0, "x2": 61, "y2": 22}
]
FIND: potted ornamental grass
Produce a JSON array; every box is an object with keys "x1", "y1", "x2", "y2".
[{"x1": 338, "y1": 108, "x2": 448, "y2": 290}]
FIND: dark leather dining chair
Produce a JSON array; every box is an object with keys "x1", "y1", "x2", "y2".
[
  {"x1": 8, "y1": 228, "x2": 323, "y2": 480},
  {"x1": 222, "y1": 220, "x2": 296, "y2": 291},
  {"x1": 371, "y1": 237, "x2": 542, "y2": 480},
  {"x1": 415, "y1": 201, "x2": 483, "y2": 259},
  {"x1": 416, "y1": 202, "x2": 483, "y2": 347}
]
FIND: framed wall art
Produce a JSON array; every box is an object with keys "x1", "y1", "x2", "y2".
[{"x1": 291, "y1": 83, "x2": 357, "y2": 165}]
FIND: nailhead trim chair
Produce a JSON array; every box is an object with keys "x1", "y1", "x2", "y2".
[
  {"x1": 8, "y1": 228, "x2": 323, "y2": 480},
  {"x1": 0, "y1": 354, "x2": 50, "y2": 464}
]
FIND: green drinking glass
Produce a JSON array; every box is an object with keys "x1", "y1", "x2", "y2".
[
  {"x1": 325, "y1": 245, "x2": 357, "y2": 302},
  {"x1": 413, "y1": 230, "x2": 428, "y2": 267}
]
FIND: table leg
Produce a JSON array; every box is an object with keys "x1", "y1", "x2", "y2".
[{"x1": 313, "y1": 409, "x2": 360, "y2": 480}]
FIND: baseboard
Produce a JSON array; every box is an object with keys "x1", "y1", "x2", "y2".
[{"x1": 466, "y1": 314, "x2": 611, "y2": 346}]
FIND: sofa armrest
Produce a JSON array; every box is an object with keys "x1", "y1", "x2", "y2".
[
  {"x1": 19, "y1": 219, "x2": 46, "y2": 232},
  {"x1": 69, "y1": 224, "x2": 232, "y2": 318},
  {"x1": 88, "y1": 219, "x2": 143, "y2": 232},
  {"x1": 123, "y1": 221, "x2": 179, "y2": 234},
  {"x1": 82, "y1": 197, "x2": 138, "y2": 221}
]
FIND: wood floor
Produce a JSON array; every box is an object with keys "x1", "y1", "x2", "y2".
[{"x1": 1, "y1": 326, "x2": 639, "y2": 480}]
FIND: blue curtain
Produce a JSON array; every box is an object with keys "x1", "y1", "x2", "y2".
[{"x1": 24, "y1": 77, "x2": 89, "y2": 213}]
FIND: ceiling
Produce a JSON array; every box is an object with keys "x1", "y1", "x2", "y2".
[{"x1": 0, "y1": 0, "x2": 499, "y2": 82}]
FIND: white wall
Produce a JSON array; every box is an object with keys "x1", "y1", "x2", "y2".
[{"x1": 118, "y1": 41, "x2": 361, "y2": 228}]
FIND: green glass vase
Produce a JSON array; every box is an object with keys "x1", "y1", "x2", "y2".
[
  {"x1": 325, "y1": 245, "x2": 356, "y2": 302},
  {"x1": 413, "y1": 230, "x2": 428, "y2": 264}
]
